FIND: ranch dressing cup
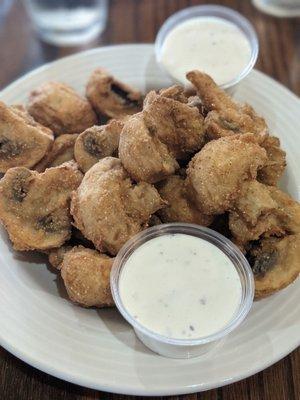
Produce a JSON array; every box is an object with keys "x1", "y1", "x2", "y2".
[
  {"x1": 155, "y1": 5, "x2": 259, "y2": 93},
  {"x1": 111, "y1": 224, "x2": 254, "y2": 359}
]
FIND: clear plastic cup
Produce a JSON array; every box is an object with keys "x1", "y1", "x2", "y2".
[
  {"x1": 111, "y1": 223, "x2": 254, "y2": 359},
  {"x1": 155, "y1": 5, "x2": 259, "y2": 92}
]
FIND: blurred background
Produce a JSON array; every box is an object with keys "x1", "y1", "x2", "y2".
[{"x1": 0, "y1": 0, "x2": 299, "y2": 91}]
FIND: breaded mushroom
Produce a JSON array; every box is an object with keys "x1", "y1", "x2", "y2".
[
  {"x1": 247, "y1": 234, "x2": 300, "y2": 299},
  {"x1": 0, "y1": 161, "x2": 82, "y2": 251},
  {"x1": 48, "y1": 245, "x2": 73, "y2": 270},
  {"x1": 60, "y1": 246, "x2": 114, "y2": 308},
  {"x1": 35, "y1": 134, "x2": 78, "y2": 172},
  {"x1": 157, "y1": 175, "x2": 213, "y2": 225},
  {"x1": 119, "y1": 113, "x2": 179, "y2": 183},
  {"x1": 186, "y1": 134, "x2": 267, "y2": 215},
  {"x1": 10, "y1": 104, "x2": 54, "y2": 138},
  {"x1": 86, "y1": 68, "x2": 142, "y2": 119},
  {"x1": 187, "y1": 70, "x2": 268, "y2": 140},
  {"x1": 74, "y1": 119, "x2": 123, "y2": 173},
  {"x1": 229, "y1": 182, "x2": 300, "y2": 246},
  {"x1": 28, "y1": 82, "x2": 97, "y2": 135},
  {"x1": 143, "y1": 89, "x2": 205, "y2": 159},
  {"x1": 0, "y1": 101, "x2": 54, "y2": 173},
  {"x1": 258, "y1": 135, "x2": 286, "y2": 186},
  {"x1": 71, "y1": 157, "x2": 166, "y2": 255}
]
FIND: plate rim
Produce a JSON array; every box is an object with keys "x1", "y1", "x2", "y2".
[{"x1": 0, "y1": 44, "x2": 299, "y2": 396}]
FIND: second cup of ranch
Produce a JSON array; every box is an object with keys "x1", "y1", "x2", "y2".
[{"x1": 155, "y1": 5, "x2": 259, "y2": 92}]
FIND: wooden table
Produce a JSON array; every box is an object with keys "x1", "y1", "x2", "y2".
[{"x1": 0, "y1": 1, "x2": 299, "y2": 399}]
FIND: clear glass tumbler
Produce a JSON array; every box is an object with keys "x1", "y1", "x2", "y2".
[
  {"x1": 252, "y1": 0, "x2": 300, "y2": 17},
  {"x1": 24, "y1": 0, "x2": 108, "y2": 46}
]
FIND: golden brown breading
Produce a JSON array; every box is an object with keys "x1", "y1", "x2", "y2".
[
  {"x1": 27, "y1": 82, "x2": 97, "y2": 135},
  {"x1": 268, "y1": 186, "x2": 300, "y2": 234},
  {"x1": 187, "y1": 71, "x2": 268, "y2": 140},
  {"x1": 48, "y1": 245, "x2": 73, "y2": 270},
  {"x1": 143, "y1": 90, "x2": 205, "y2": 159},
  {"x1": 0, "y1": 101, "x2": 54, "y2": 173},
  {"x1": 119, "y1": 113, "x2": 178, "y2": 183},
  {"x1": 229, "y1": 182, "x2": 300, "y2": 245},
  {"x1": 247, "y1": 235, "x2": 300, "y2": 299},
  {"x1": 10, "y1": 104, "x2": 54, "y2": 138},
  {"x1": 187, "y1": 134, "x2": 267, "y2": 215},
  {"x1": 0, "y1": 161, "x2": 82, "y2": 251},
  {"x1": 187, "y1": 71, "x2": 286, "y2": 185},
  {"x1": 35, "y1": 134, "x2": 78, "y2": 172},
  {"x1": 86, "y1": 68, "x2": 142, "y2": 119},
  {"x1": 74, "y1": 119, "x2": 123, "y2": 173},
  {"x1": 71, "y1": 157, "x2": 166, "y2": 255},
  {"x1": 257, "y1": 135, "x2": 286, "y2": 185},
  {"x1": 229, "y1": 181, "x2": 285, "y2": 245},
  {"x1": 157, "y1": 175, "x2": 213, "y2": 225},
  {"x1": 60, "y1": 246, "x2": 114, "y2": 308},
  {"x1": 158, "y1": 85, "x2": 189, "y2": 103}
]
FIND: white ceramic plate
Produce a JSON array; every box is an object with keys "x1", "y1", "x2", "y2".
[{"x1": 0, "y1": 44, "x2": 299, "y2": 396}]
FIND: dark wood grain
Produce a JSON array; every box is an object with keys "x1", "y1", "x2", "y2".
[{"x1": 0, "y1": 0, "x2": 299, "y2": 399}]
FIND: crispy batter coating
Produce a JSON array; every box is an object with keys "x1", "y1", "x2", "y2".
[
  {"x1": 157, "y1": 175, "x2": 213, "y2": 225},
  {"x1": 229, "y1": 181, "x2": 285, "y2": 245},
  {"x1": 257, "y1": 135, "x2": 286, "y2": 185},
  {"x1": 60, "y1": 246, "x2": 114, "y2": 308},
  {"x1": 28, "y1": 82, "x2": 97, "y2": 135},
  {"x1": 119, "y1": 113, "x2": 178, "y2": 183},
  {"x1": 0, "y1": 161, "x2": 82, "y2": 251},
  {"x1": 48, "y1": 245, "x2": 73, "y2": 270},
  {"x1": 229, "y1": 182, "x2": 300, "y2": 245},
  {"x1": 187, "y1": 134, "x2": 267, "y2": 215},
  {"x1": 158, "y1": 85, "x2": 189, "y2": 103},
  {"x1": 74, "y1": 119, "x2": 123, "y2": 173},
  {"x1": 11, "y1": 104, "x2": 54, "y2": 138},
  {"x1": 71, "y1": 157, "x2": 166, "y2": 255},
  {"x1": 187, "y1": 71, "x2": 268, "y2": 140},
  {"x1": 0, "y1": 101, "x2": 54, "y2": 172},
  {"x1": 268, "y1": 186, "x2": 300, "y2": 234},
  {"x1": 86, "y1": 68, "x2": 142, "y2": 119},
  {"x1": 187, "y1": 71, "x2": 286, "y2": 185},
  {"x1": 143, "y1": 89, "x2": 205, "y2": 159},
  {"x1": 35, "y1": 134, "x2": 78, "y2": 172},
  {"x1": 247, "y1": 235, "x2": 300, "y2": 299}
]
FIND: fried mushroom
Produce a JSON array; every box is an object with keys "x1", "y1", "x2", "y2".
[
  {"x1": 187, "y1": 71, "x2": 268, "y2": 140},
  {"x1": 35, "y1": 134, "x2": 78, "y2": 172},
  {"x1": 229, "y1": 181, "x2": 285, "y2": 245},
  {"x1": 28, "y1": 82, "x2": 97, "y2": 135},
  {"x1": 143, "y1": 89, "x2": 205, "y2": 159},
  {"x1": 187, "y1": 134, "x2": 267, "y2": 215},
  {"x1": 71, "y1": 157, "x2": 166, "y2": 255},
  {"x1": 257, "y1": 135, "x2": 286, "y2": 186},
  {"x1": 0, "y1": 101, "x2": 54, "y2": 172},
  {"x1": 229, "y1": 182, "x2": 300, "y2": 245},
  {"x1": 247, "y1": 235, "x2": 300, "y2": 299},
  {"x1": 0, "y1": 161, "x2": 82, "y2": 251},
  {"x1": 74, "y1": 119, "x2": 123, "y2": 173},
  {"x1": 48, "y1": 245, "x2": 73, "y2": 270},
  {"x1": 119, "y1": 113, "x2": 178, "y2": 183},
  {"x1": 60, "y1": 246, "x2": 114, "y2": 308},
  {"x1": 157, "y1": 175, "x2": 213, "y2": 225},
  {"x1": 86, "y1": 68, "x2": 142, "y2": 119}
]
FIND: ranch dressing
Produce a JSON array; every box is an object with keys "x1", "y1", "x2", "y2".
[
  {"x1": 119, "y1": 234, "x2": 242, "y2": 340},
  {"x1": 160, "y1": 17, "x2": 251, "y2": 86}
]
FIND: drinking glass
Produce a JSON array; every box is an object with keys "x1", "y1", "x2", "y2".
[
  {"x1": 252, "y1": 0, "x2": 300, "y2": 17},
  {"x1": 24, "y1": 0, "x2": 108, "y2": 46}
]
